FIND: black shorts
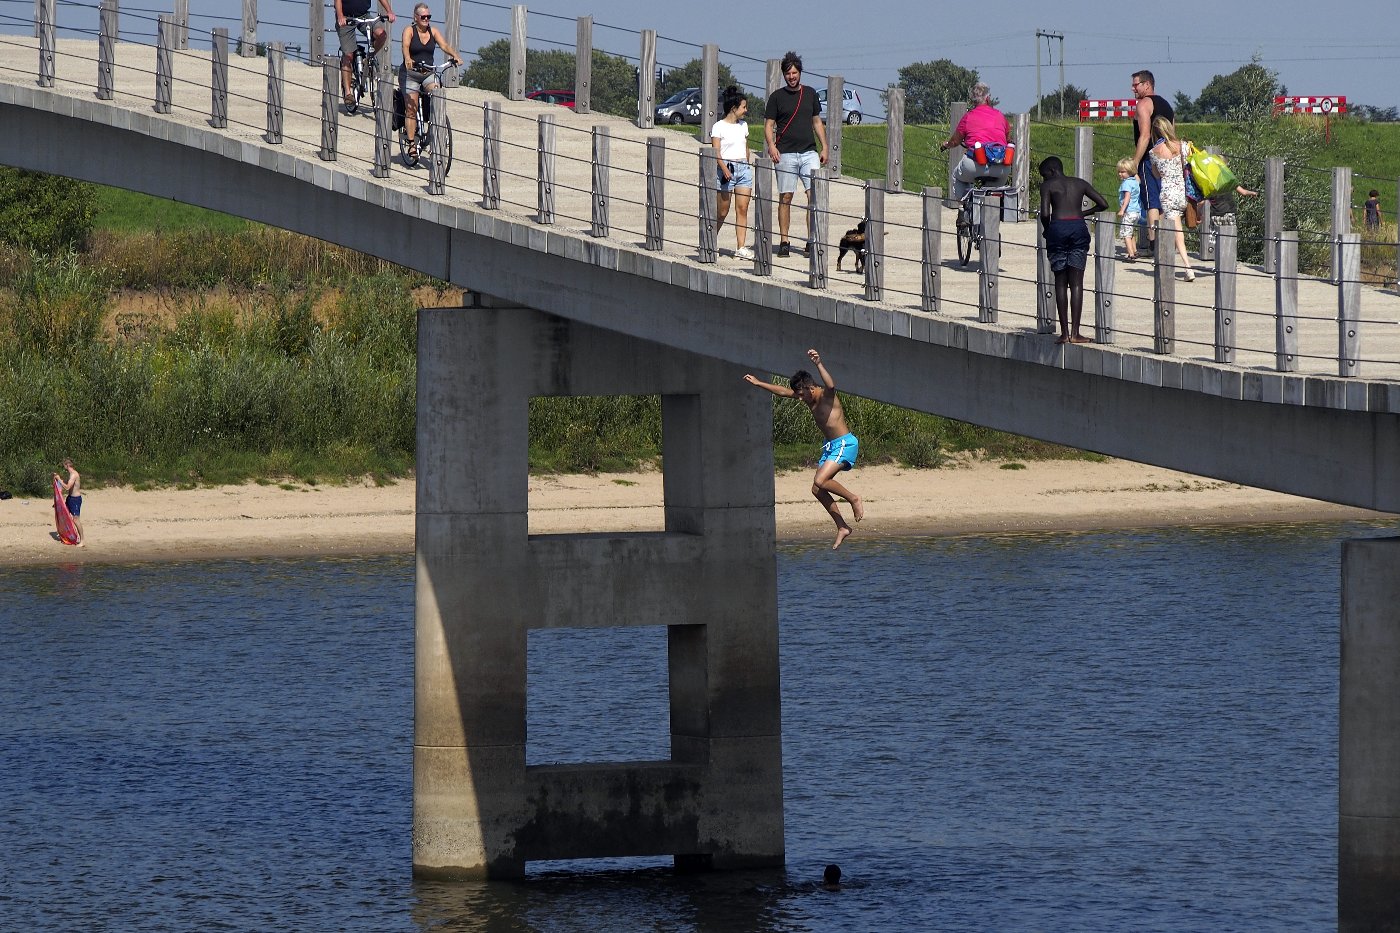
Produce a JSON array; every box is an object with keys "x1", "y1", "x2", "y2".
[{"x1": 1045, "y1": 218, "x2": 1090, "y2": 272}]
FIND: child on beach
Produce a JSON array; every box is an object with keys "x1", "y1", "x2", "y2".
[
  {"x1": 744, "y1": 349, "x2": 864, "y2": 549},
  {"x1": 1116, "y1": 158, "x2": 1141, "y2": 261}
]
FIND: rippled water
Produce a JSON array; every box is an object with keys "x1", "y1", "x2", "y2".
[{"x1": 4, "y1": 521, "x2": 1391, "y2": 930}]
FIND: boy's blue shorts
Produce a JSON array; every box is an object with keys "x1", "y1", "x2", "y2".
[{"x1": 818, "y1": 434, "x2": 859, "y2": 470}]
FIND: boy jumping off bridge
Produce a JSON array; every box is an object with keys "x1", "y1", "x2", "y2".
[{"x1": 745, "y1": 349, "x2": 864, "y2": 549}]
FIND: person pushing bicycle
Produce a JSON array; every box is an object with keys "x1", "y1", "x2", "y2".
[
  {"x1": 400, "y1": 2, "x2": 462, "y2": 160},
  {"x1": 336, "y1": 0, "x2": 394, "y2": 109}
]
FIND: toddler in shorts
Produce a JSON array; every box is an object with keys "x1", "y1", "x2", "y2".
[{"x1": 1116, "y1": 157, "x2": 1141, "y2": 261}]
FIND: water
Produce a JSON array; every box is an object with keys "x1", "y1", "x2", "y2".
[{"x1": 3, "y1": 521, "x2": 1391, "y2": 930}]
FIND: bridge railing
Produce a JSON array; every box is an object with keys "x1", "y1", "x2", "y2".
[{"x1": 4, "y1": 0, "x2": 1400, "y2": 387}]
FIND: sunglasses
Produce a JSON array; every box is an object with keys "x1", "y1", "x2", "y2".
[{"x1": 417, "y1": 13, "x2": 431, "y2": 20}]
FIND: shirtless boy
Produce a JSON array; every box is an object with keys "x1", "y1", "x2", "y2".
[
  {"x1": 1038, "y1": 156, "x2": 1109, "y2": 344},
  {"x1": 744, "y1": 349, "x2": 864, "y2": 549},
  {"x1": 55, "y1": 457, "x2": 84, "y2": 545}
]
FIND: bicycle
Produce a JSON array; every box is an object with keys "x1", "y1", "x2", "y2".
[
  {"x1": 344, "y1": 13, "x2": 387, "y2": 115},
  {"x1": 955, "y1": 181, "x2": 1016, "y2": 267},
  {"x1": 398, "y1": 61, "x2": 458, "y2": 173}
]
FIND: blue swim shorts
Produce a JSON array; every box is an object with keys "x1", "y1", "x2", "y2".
[
  {"x1": 817, "y1": 433, "x2": 859, "y2": 471},
  {"x1": 717, "y1": 160, "x2": 754, "y2": 193},
  {"x1": 66, "y1": 494, "x2": 83, "y2": 516},
  {"x1": 1045, "y1": 218, "x2": 1090, "y2": 272}
]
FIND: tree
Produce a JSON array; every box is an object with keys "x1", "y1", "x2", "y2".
[
  {"x1": 894, "y1": 59, "x2": 979, "y2": 124},
  {"x1": 1194, "y1": 58, "x2": 1284, "y2": 119},
  {"x1": 1032, "y1": 84, "x2": 1089, "y2": 120},
  {"x1": 658, "y1": 58, "x2": 743, "y2": 101},
  {"x1": 1171, "y1": 91, "x2": 1202, "y2": 123},
  {"x1": 460, "y1": 39, "x2": 641, "y2": 120},
  {"x1": 0, "y1": 168, "x2": 96, "y2": 254}
]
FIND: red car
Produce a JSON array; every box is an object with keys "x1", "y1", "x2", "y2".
[{"x1": 526, "y1": 89, "x2": 576, "y2": 110}]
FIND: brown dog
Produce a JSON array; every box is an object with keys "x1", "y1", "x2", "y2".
[{"x1": 836, "y1": 220, "x2": 867, "y2": 273}]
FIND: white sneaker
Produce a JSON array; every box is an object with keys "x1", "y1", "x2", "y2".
[{"x1": 735, "y1": 246, "x2": 755, "y2": 260}]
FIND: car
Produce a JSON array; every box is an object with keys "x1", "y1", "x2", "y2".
[
  {"x1": 655, "y1": 87, "x2": 703, "y2": 125},
  {"x1": 818, "y1": 87, "x2": 862, "y2": 125},
  {"x1": 526, "y1": 89, "x2": 576, "y2": 110}
]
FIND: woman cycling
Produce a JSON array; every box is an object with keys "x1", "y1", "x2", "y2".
[{"x1": 400, "y1": 3, "x2": 462, "y2": 160}]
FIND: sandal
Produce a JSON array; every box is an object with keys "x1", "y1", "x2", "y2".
[{"x1": 407, "y1": 137, "x2": 419, "y2": 159}]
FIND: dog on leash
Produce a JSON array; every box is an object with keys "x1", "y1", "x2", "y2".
[{"x1": 836, "y1": 220, "x2": 867, "y2": 273}]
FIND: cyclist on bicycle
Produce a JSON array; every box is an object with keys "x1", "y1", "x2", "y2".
[
  {"x1": 336, "y1": 0, "x2": 395, "y2": 109},
  {"x1": 400, "y1": 2, "x2": 462, "y2": 159},
  {"x1": 938, "y1": 83, "x2": 1013, "y2": 202}
]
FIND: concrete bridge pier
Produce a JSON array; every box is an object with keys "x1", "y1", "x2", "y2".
[
  {"x1": 413, "y1": 301, "x2": 784, "y2": 879},
  {"x1": 1341, "y1": 537, "x2": 1400, "y2": 931}
]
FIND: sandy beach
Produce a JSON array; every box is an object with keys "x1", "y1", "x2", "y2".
[{"x1": 4, "y1": 458, "x2": 1393, "y2": 567}]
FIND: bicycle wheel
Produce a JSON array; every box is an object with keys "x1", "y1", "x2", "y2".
[
  {"x1": 398, "y1": 125, "x2": 418, "y2": 168},
  {"x1": 365, "y1": 54, "x2": 378, "y2": 111},
  {"x1": 347, "y1": 51, "x2": 362, "y2": 114},
  {"x1": 956, "y1": 209, "x2": 974, "y2": 266}
]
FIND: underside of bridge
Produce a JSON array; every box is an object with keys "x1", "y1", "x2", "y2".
[{"x1": 413, "y1": 300, "x2": 783, "y2": 877}]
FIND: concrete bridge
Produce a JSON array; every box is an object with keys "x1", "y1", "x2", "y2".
[{"x1": 3, "y1": 4, "x2": 1399, "y2": 926}]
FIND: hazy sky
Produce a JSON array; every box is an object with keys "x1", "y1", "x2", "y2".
[{"x1": 12, "y1": 0, "x2": 1398, "y2": 115}]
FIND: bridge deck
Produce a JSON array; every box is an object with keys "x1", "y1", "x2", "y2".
[{"x1": 4, "y1": 33, "x2": 1400, "y2": 395}]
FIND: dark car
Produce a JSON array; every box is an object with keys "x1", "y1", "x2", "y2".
[{"x1": 526, "y1": 89, "x2": 576, "y2": 110}]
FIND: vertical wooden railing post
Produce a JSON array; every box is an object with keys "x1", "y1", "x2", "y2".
[
  {"x1": 211, "y1": 28, "x2": 228, "y2": 128},
  {"x1": 37, "y1": 0, "x2": 54, "y2": 88},
  {"x1": 590, "y1": 125, "x2": 609, "y2": 236},
  {"x1": 864, "y1": 180, "x2": 885, "y2": 303},
  {"x1": 1153, "y1": 219, "x2": 1176, "y2": 354},
  {"x1": 753, "y1": 157, "x2": 774, "y2": 275},
  {"x1": 946, "y1": 102, "x2": 967, "y2": 200},
  {"x1": 979, "y1": 204, "x2": 1000, "y2": 323},
  {"x1": 921, "y1": 186, "x2": 942, "y2": 313},
  {"x1": 1036, "y1": 222, "x2": 1054, "y2": 333},
  {"x1": 1395, "y1": 176, "x2": 1400, "y2": 290},
  {"x1": 574, "y1": 16, "x2": 592, "y2": 114},
  {"x1": 808, "y1": 169, "x2": 828, "y2": 289},
  {"x1": 1214, "y1": 219, "x2": 1238, "y2": 363},
  {"x1": 537, "y1": 113, "x2": 556, "y2": 224},
  {"x1": 240, "y1": 0, "x2": 257, "y2": 57},
  {"x1": 826, "y1": 76, "x2": 843, "y2": 177},
  {"x1": 698, "y1": 149, "x2": 717, "y2": 263},
  {"x1": 646, "y1": 137, "x2": 665, "y2": 250},
  {"x1": 97, "y1": 0, "x2": 117, "y2": 101},
  {"x1": 173, "y1": 0, "x2": 188, "y2": 49},
  {"x1": 1338, "y1": 233, "x2": 1361, "y2": 378},
  {"x1": 1332, "y1": 166, "x2": 1352, "y2": 285},
  {"x1": 482, "y1": 102, "x2": 501, "y2": 208},
  {"x1": 1263, "y1": 155, "x2": 1284, "y2": 274},
  {"x1": 1010, "y1": 112, "x2": 1030, "y2": 222},
  {"x1": 265, "y1": 42, "x2": 284, "y2": 144},
  {"x1": 1093, "y1": 216, "x2": 1116, "y2": 343},
  {"x1": 1275, "y1": 231, "x2": 1299, "y2": 371},
  {"x1": 765, "y1": 59, "x2": 780, "y2": 96},
  {"x1": 427, "y1": 86, "x2": 447, "y2": 195},
  {"x1": 701, "y1": 44, "x2": 718, "y2": 140},
  {"x1": 507, "y1": 5, "x2": 526, "y2": 99},
  {"x1": 307, "y1": 0, "x2": 324, "y2": 66},
  {"x1": 318, "y1": 58, "x2": 339, "y2": 160},
  {"x1": 443, "y1": 0, "x2": 461, "y2": 57},
  {"x1": 1074, "y1": 125, "x2": 1093, "y2": 182},
  {"x1": 155, "y1": 15, "x2": 172, "y2": 114},
  {"x1": 886, "y1": 88, "x2": 904, "y2": 194},
  {"x1": 372, "y1": 77, "x2": 392, "y2": 177},
  {"x1": 637, "y1": 30, "x2": 656, "y2": 129}
]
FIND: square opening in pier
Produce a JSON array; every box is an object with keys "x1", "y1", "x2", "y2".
[
  {"x1": 527, "y1": 395, "x2": 665, "y2": 535},
  {"x1": 526, "y1": 625, "x2": 670, "y2": 765}
]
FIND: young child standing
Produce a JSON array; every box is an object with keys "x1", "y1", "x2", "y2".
[
  {"x1": 744, "y1": 349, "x2": 864, "y2": 549},
  {"x1": 1116, "y1": 157, "x2": 1141, "y2": 261},
  {"x1": 1365, "y1": 189, "x2": 1381, "y2": 233}
]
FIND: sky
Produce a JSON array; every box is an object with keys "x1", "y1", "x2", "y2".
[{"x1": 9, "y1": 0, "x2": 1398, "y2": 116}]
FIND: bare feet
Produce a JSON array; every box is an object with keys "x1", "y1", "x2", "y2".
[
  {"x1": 1070, "y1": 335, "x2": 1092, "y2": 344},
  {"x1": 850, "y1": 496, "x2": 865, "y2": 522},
  {"x1": 833, "y1": 526, "x2": 852, "y2": 549},
  {"x1": 1055, "y1": 335, "x2": 1070, "y2": 345}
]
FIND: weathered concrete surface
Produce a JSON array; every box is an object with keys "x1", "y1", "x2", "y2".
[
  {"x1": 1340, "y1": 537, "x2": 1400, "y2": 933},
  {"x1": 414, "y1": 306, "x2": 781, "y2": 877}
]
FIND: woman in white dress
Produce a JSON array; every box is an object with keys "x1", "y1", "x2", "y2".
[{"x1": 1149, "y1": 116, "x2": 1195, "y2": 282}]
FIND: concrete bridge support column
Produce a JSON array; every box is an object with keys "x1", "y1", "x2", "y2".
[
  {"x1": 1340, "y1": 537, "x2": 1400, "y2": 932},
  {"x1": 413, "y1": 303, "x2": 783, "y2": 879}
]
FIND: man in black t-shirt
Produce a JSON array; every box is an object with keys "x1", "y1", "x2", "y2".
[
  {"x1": 764, "y1": 51, "x2": 828, "y2": 257},
  {"x1": 336, "y1": 0, "x2": 396, "y2": 108}
]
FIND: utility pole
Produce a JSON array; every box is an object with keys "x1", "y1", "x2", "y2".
[{"x1": 1035, "y1": 29, "x2": 1065, "y2": 118}]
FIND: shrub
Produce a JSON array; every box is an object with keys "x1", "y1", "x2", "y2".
[{"x1": 0, "y1": 168, "x2": 97, "y2": 253}]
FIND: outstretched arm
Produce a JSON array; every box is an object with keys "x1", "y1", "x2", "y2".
[
  {"x1": 743, "y1": 374, "x2": 796, "y2": 397},
  {"x1": 807, "y1": 348, "x2": 835, "y2": 389}
]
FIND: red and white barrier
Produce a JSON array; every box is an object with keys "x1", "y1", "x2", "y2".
[
  {"x1": 1273, "y1": 95, "x2": 1347, "y2": 115},
  {"x1": 1079, "y1": 99, "x2": 1136, "y2": 121}
]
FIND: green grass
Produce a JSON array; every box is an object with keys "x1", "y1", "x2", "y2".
[{"x1": 93, "y1": 186, "x2": 252, "y2": 234}]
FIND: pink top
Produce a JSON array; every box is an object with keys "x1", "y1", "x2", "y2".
[{"x1": 956, "y1": 104, "x2": 1009, "y2": 146}]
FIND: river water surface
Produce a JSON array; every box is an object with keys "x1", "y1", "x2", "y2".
[{"x1": 4, "y1": 521, "x2": 1390, "y2": 930}]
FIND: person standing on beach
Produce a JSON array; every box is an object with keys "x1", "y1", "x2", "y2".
[
  {"x1": 55, "y1": 457, "x2": 84, "y2": 546},
  {"x1": 764, "y1": 51, "x2": 827, "y2": 258},
  {"x1": 744, "y1": 349, "x2": 863, "y2": 549}
]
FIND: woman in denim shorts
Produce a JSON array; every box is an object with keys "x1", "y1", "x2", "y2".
[{"x1": 710, "y1": 86, "x2": 755, "y2": 260}]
